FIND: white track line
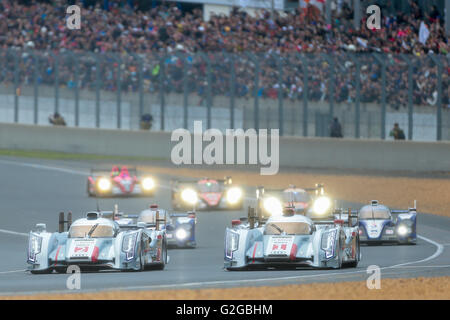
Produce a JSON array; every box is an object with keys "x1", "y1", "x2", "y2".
[{"x1": 0, "y1": 229, "x2": 28, "y2": 237}]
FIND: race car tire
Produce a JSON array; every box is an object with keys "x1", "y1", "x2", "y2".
[
  {"x1": 154, "y1": 241, "x2": 167, "y2": 270},
  {"x1": 54, "y1": 267, "x2": 67, "y2": 274},
  {"x1": 337, "y1": 239, "x2": 343, "y2": 269},
  {"x1": 226, "y1": 266, "x2": 248, "y2": 271},
  {"x1": 346, "y1": 237, "x2": 360, "y2": 268},
  {"x1": 30, "y1": 268, "x2": 52, "y2": 274},
  {"x1": 138, "y1": 241, "x2": 145, "y2": 271}
]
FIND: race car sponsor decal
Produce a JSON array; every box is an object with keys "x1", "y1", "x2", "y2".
[
  {"x1": 69, "y1": 239, "x2": 96, "y2": 259},
  {"x1": 266, "y1": 236, "x2": 294, "y2": 256},
  {"x1": 200, "y1": 192, "x2": 222, "y2": 206}
]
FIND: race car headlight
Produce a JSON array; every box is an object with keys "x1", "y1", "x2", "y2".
[
  {"x1": 225, "y1": 231, "x2": 239, "y2": 259},
  {"x1": 122, "y1": 232, "x2": 138, "y2": 260},
  {"x1": 175, "y1": 228, "x2": 189, "y2": 240},
  {"x1": 321, "y1": 230, "x2": 336, "y2": 259},
  {"x1": 226, "y1": 187, "x2": 243, "y2": 204},
  {"x1": 181, "y1": 188, "x2": 198, "y2": 205},
  {"x1": 397, "y1": 225, "x2": 410, "y2": 236},
  {"x1": 28, "y1": 233, "x2": 42, "y2": 262},
  {"x1": 263, "y1": 197, "x2": 283, "y2": 216},
  {"x1": 97, "y1": 178, "x2": 112, "y2": 191},
  {"x1": 313, "y1": 196, "x2": 331, "y2": 215},
  {"x1": 141, "y1": 177, "x2": 155, "y2": 191}
]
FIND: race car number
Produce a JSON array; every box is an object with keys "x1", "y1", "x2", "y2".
[
  {"x1": 267, "y1": 236, "x2": 294, "y2": 256},
  {"x1": 70, "y1": 240, "x2": 95, "y2": 258}
]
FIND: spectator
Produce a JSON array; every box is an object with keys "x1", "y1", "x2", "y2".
[
  {"x1": 389, "y1": 123, "x2": 406, "y2": 140},
  {"x1": 140, "y1": 113, "x2": 153, "y2": 130},
  {"x1": 330, "y1": 117, "x2": 343, "y2": 138},
  {"x1": 48, "y1": 112, "x2": 66, "y2": 126}
]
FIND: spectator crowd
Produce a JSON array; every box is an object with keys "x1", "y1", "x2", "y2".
[{"x1": 0, "y1": 0, "x2": 448, "y2": 109}]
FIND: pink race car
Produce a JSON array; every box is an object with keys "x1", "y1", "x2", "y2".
[{"x1": 87, "y1": 166, "x2": 156, "y2": 197}]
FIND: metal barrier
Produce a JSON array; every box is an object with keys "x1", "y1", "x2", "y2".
[{"x1": 0, "y1": 49, "x2": 448, "y2": 141}]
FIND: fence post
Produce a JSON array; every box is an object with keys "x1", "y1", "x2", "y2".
[
  {"x1": 180, "y1": 53, "x2": 188, "y2": 130},
  {"x1": 373, "y1": 54, "x2": 387, "y2": 139},
  {"x1": 72, "y1": 52, "x2": 79, "y2": 127},
  {"x1": 13, "y1": 50, "x2": 19, "y2": 123},
  {"x1": 199, "y1": 52, "x2": 212, "y2": 130},
  {"x1": 352, "y1": 54, "x2": 361, "y2": 138},
  {"x1": 228, "y1": 53, "x2": 236, "y2": 129},
  {"x1": 322, "y1": 54, "x2": 335, "y2": 124},
  {"x1": 131, "y1": 53, "x2": 144, "y2": 124},
  {"x1": 400, "y1": 54, "x2": 414, "y2": 140},
  {"x1": 429, "y1": 55, "x2": 443, "y2": 141},
  {"x1": 299, "y1": 54, "x2": 309, "y2": 137},
  {"x1": 159, "y1": 54, "x2": 165, "y2": 131},
  {"x1": 246, "y1": 53, "x2": 260, "y2": 131},
  {"x1": 276, "y1": 54, "x2": 284, "y2": 136},
  {"x1": 93, "y1": 53, "x2": 101, "y2": 128},
  {"x1": 114, "y1": 54, "x2": 122, "y2": 129},
  {"x1": 32, "y1": 52, "x2": 39, "y2": 125}
]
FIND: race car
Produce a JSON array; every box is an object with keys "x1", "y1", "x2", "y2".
[
  {"x1": 171, "y1": 177, "x2": 244, "y2": 211},
  {"x1": 358, "y1": 200, "x2": 417, "y2": 245},
  {"x1": 224, "y1": 204, "x2": 360, "y2": 270},
  {"x1": 256, "y1": 184, "x2": 330, "y2": 219},
  {"x1": 27, "y1": 209, "x2": 168, "y2": 274},
  {"x1": 87, "y1": 166, "x2": 156, "y2": 197},
  {"x1": 116, "y1": 205, "x2": 197, "y2": 248}
]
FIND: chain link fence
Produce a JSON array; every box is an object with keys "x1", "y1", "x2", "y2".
[{"x1": 0, "y1": 49, "x2": 448, "y2": 141}]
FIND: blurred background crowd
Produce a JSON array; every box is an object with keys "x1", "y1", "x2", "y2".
[{"x1": 0, "y1": 0, "x2": 448, "y2": 109}]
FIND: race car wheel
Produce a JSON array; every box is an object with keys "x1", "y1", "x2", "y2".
[
  {"x1": 155, "y1": 241, "x2": 167, "y2": 270},
  {"x1": 30, "y1": 269, "x2": 52, "y2": 274},
  {"x1": 336, "y1": 239, "x2": 343, "y2": 269},
  {"x1": 54, "y1": 267, "x2": 67, "y2": 274},
  {"x1": 138, "y1": 242, "x2": 145, "y2": 271},
  {"x1": 347, "y1": 237, "x2": 360, "y2": 268}
]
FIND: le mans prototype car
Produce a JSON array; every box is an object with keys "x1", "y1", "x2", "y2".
[
  {"x1": 358, "y1": 200, "x2": 417, "y2": 245},
  {"x1": 171, "y1": 177, "x2": 243, "y2": 211},
  {"x1": 27, "y1": 209, "x2": 168, "y2": 274},
  {"x1": 224, "y1": 190, "x2": 360, "y2": 270},
  {"x1": 116, "y1": 205, "x2": 197, "y2": 248},
  {"x1": 87, "y1": 166, "x2": 156, "y2": 197},
  {"x1": 256, "y1": 184, "x2": 330, "y2": 218}
]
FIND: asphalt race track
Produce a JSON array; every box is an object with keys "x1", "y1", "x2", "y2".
[{"x1": 0, "y1": 157, "x2": 449, "y2": 295}]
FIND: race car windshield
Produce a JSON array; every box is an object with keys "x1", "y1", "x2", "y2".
[
  {"x1": 197, "y1": 181, "x2": 220, "y2": 193},
  {"x1": 283, "y1": 192, "x2": 310, "y2": 203},
  {"x1": 359, "y1": 208, "x2": 391, "y2": 220},
  {"x1": 69, "y1": 225, "x2": 114, "y2": 238},
  {"x1": 264, "y1": 222, "x2": 311, "y2": 235}
]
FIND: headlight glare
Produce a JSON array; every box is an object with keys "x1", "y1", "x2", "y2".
[
  {"x1": 313, "y1": 196, "x2": 331, "y2": 215},
  {"x1": 397, "y1": 225, "x2": 410, "y2": 236},
  {"x1": 181, "y1": 188, "x2": 198, "y2": 205},
  {"x1": 98, "y1": 178, "x2": 111, "y2": 191},
  {"x1": 142, "y1": 177, "x2": 155, "y2": 190},
  {"x1": 175, "y1": 228, "x2": 189, "y2": 240},
  {"x1": 263, "y1": 197, "x2": 283, "y2": 216},
  {"x1": 226, "y1": 187, "x2": 242, "y2": 204}
]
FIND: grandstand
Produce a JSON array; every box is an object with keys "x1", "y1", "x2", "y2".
[{"x1": 0, "y1": 0, "x2": 448, "y2": 140}]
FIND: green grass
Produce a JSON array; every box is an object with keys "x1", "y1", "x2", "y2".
[{"x1": 0, "y1": 149, "x2": 167, "y2": 162}]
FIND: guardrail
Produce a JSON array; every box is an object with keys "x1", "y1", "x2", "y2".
[{"x1": 0, "y1": 123, "x2": 448, "y2": 172}]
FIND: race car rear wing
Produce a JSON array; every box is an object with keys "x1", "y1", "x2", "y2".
[
  {"x1": 58, "y1": 211, "x2": 72, "y2": 232},
  {"x1": 391, "y1": 200, "x2": 417, "y2": 215},
  {"x1": 90, "y1": 167, "x2": 138, "y2": 176}
]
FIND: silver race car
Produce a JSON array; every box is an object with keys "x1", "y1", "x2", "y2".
[
  {"x1": 224, "y1": 199, "x2": 361, "y2": 270},
  {"x1": 27, "y1": 209, "x2": 168, "y2": 274}
]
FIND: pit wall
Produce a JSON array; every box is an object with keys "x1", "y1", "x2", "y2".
[{"x1": 0, "y1": 123, "x2": 448, "y2": 172}]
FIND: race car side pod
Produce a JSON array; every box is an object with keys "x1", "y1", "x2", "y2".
[{"x1": 58, "y1": 211, "x2": 72, "y2": 233}]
